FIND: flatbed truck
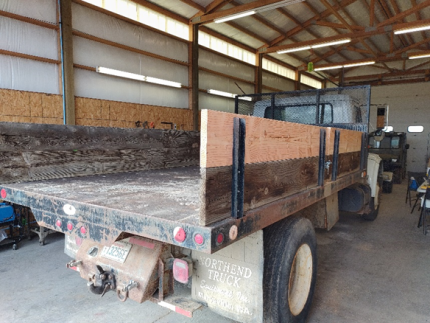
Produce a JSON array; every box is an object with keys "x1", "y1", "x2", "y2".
[{"x1": 0, "y1": 85, "x2": 381, "y2": 323}]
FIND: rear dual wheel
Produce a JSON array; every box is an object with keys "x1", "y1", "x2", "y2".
[{"x1": 264, "y1": 216, "x2": 317, "y2": 323}]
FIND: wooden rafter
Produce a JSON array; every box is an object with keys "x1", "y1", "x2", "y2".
[
  {"x1": 393, "y1": 36, "x2": 430, "y2": 55},
  {"x1": 205, "y1": 0, "x2": 233, "y2": 15},
  {"x1": 277, "y1": 5, "x2": 354, "y2": 63},
  {"x1": 332, "y1": 68, "x2": 430, "y2": 82},
  {"x1": 196, "y1": 0, "x2": 339, "y2": 69},
  {"x1": 180, "y1": 0, "x2": 205, "y2": 13},
  {"x1": 314, "y1": 20, "x2": 364, "y2": 31},
  {"x1": 381, "y1": 0, "x2": 412, "y2": 48},
  {"x1": 127, "y1": 0, "x2": 430, "y2": 86},
  {"x1": 407, "y1": 59, "x2": 430, "y2": 71},
  {"x1": 410, "y1": 0, "x2": 429, "y2": 49},
  {"x1": 190, "y1": 0, "x2": 232, "y2": 20},
  {"x1": 265, "y1": 0, "x2": 358, "y2": 49},
  {"x1": 370, "y1": 0, "x2": 375, "y2": 27},
  {"x1": 191, "y1": 0, "x2": 294, "y2": 24},
  {"x1": 319, "y1": 0, "x2": 383, "y2": 61},
  {"x1": 377, "y1": 0, "x2": 430, "y2": 27},
  {"x1": 264, "y1": 27, "x2": 388, "y2": 53}
]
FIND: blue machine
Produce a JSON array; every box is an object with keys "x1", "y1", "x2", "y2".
[
  {"x1": 0, "y1": 203, "x2": 21, "y2": 250},
  {"x1": 0, "y1": 203, "x2": 15, "y2": 223}
]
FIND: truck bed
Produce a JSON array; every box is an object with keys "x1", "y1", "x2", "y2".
[
  {"x1": 4, "y1": 166, "x2": 201, "y2": 225},
  {"x1": 0, "y1": 108, "x2": 366, "y2": 254}
]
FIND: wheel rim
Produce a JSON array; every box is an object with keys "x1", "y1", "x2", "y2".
[{"x1": 288, "y1": 243, "x2": 313, "y2": 316}]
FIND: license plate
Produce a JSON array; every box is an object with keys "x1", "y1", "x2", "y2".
[{"x1": 101, "y1": 241, "x2": 132, "y2": 263}]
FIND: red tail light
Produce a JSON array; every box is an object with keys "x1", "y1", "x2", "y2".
[
  {"x1": 173, "y1": 227, "x2": 186, "y2": 243},
  {"x1": 194, "y1": 233, "x2": 204, "y2": 245}
]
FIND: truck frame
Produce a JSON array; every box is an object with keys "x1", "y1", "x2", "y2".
[{"x1": 0, "y1": 86, "x2": 381, "y2": 323}]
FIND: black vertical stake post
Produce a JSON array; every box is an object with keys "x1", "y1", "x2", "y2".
[
  {"x1": 234, "y1": 96, "x2": 239, "y2": 114},
  {"x1": 360, "y1": 132, "x2": 368, "y2": 171},
  {"x1": 332, "y1": 130, "x2": 340, "y2": 181},
  {"x1": 318, "y1": 129, "x2": 326, "y2": 186},
  {"x1": 315, "y1": 90, "x2": 321, "y2": 124},
  {"x1": 232, "y1": 118, "x2": 246, "y2": 219}
]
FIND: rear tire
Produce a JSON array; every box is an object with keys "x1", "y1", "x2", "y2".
[{"x1": 263, "y1": 216, "x2": 317, "y2": 323}]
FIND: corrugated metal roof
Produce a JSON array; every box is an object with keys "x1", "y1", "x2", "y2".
[{"x1": 141, "y1": 0, "x2": 430, "y2": 85}]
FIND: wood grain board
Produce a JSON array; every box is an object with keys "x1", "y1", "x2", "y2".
[
  {"x1": 200, "y1": 157, "x2": 319, "y2": 225},
  {"x1": 200, "y1": 109, "x2": 363, "y2": 168},
  {"x1": 0, "y1": 122, "x2": 199, "y2": 151},
  {"x1": 0, "y1": 122, "x2": 199, "y2": 184}
]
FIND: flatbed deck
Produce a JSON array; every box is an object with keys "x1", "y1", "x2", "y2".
[{"x1": 5, "y1": 166, "x2": 201, "y2": 225}]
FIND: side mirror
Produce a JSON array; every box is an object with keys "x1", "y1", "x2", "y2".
[{"x1": 405, "y1": 144, "x2": 410, "y2": 149}]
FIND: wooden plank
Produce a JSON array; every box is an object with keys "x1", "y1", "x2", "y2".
[
  {"x1": 0, "y1": 10, "x2": 58, "y2": 30},
  {"x1": 0, "y1": 49, "x2": 61, "y2": 65},
  {"x1": 201, "y1": 110, "x2": 321, "y2": 168},
  {"x1": 0, "y1": 147, "x2": 199, "y2": 184},
  {"x1": 0, "y1": 122, "x2": 200, "y2": 183},
  {"x1": 200, "y1": 110, "x2": 362, "y2": 168},
  {"x1": 200, "y1": 150, "x2": 361, "y2": 225},
  {"x1": 338, "y1": 151, "x2": 361, "y2": 176},
  {"x1": 14, "y1": 147, "x2": 198, "y2": 183},
  {"x1": 200, "y1": 157, "x2": 319, "y2": 225},
  {"x1": 0, "y1": 122, "x2": 200, "y2": 151}
]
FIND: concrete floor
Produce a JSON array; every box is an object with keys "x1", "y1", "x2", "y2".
[{"x1": 1, "y1": 182, "x2": 430, "y2": 323}]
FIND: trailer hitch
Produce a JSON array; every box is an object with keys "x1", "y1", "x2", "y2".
[{"x1": 87, "y1": 265, "x2": 116, "y2": 297}]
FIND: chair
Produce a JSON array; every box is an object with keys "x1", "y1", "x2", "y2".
[
  {"x1": 406, "y1": 172, "x2": 427, "y2": 213},
  {"x1": 418, "y1": 187, "x2": 430, "y2": 235},
  {"x1": 406, "y1": 176, "x2": 421, "y2": 213}
]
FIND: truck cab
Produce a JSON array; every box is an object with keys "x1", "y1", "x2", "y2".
[{"x1": 252, "y1": 94, "x2": 362, "y2": 126}]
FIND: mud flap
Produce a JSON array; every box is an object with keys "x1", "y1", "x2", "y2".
[
  {"x1": 192, "y1": 231, "x2": 264, "y2": 323},
  {"x1": 73, "y1": 236, "x2": 165, "y2": 303}
]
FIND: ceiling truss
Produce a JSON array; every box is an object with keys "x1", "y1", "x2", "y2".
[{"x1": 144, "y1": 0, "x2": 430, "y2": 86}]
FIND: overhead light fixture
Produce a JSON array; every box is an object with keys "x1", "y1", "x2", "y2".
[
  {"x1": 314, "y1": 65, "x2": 343, "y2": 71},
  {"x1": 394, "y1": 24, "x2": 430, "y2": 35},
  {"x1": 343, "y1": 60, "x2": 375, "y2": 68},
  {"x1": 96, "y1": 66, "x2": 182, "y2": 88},
  {"x1": 96, "y1": 66, "x2": 145, "y2": 81},
  {"x1": 408, "y1": 53, "x2": 430, "y2": 60},
  {"x1": 207, "y1": 89, "x2": 252, "y2": 101},
  {"x1": 277, "y1": 38, "x2": 351, "y2": 54},
  {"x1": 277, "y1": 46, "x2": 311, "y2": 54},
  {"x1": 214, "y1": 0, "x2": 304, "y2": 23},
  {"x1": 207, "y1": 89, "x2": 236, "y2": 98},
  {"x1": 146, "y1": 76, "x2": 182, "y2": 88},
  {"x1": 214, "y1": 11, "x2": 256, "y2": 23},
  {"x1": 312, "y1": 38, "x2": 351, "y2": 49},
  {"x1": 314, "y1": 60, "x2": 375, "y2": 71}
]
